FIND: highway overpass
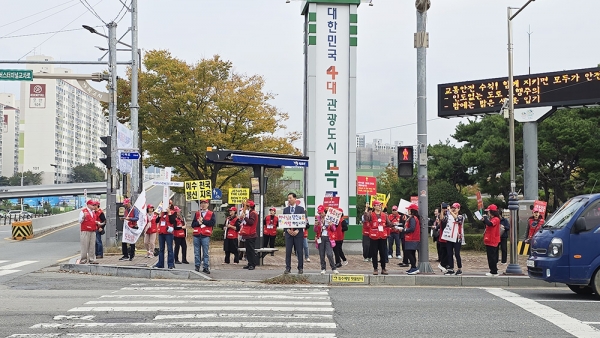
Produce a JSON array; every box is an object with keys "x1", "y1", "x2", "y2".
[{"x1": 0, "y1": 182, "x2": 105, "y2": 199}]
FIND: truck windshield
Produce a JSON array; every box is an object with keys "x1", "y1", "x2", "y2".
[{"x1": 543, "y1": 197, "x2": 589, "y2": 229}]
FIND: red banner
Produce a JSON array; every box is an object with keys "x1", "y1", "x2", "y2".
[
  {"x1": 476, "y1": 191, "x2": 483, "y2": 211},
  {"x1": 410, "y1": 196, "x2": 418, "y2": 204},
  {"x1": 356, "y1": 176, "x2": 377, "y2": 195},
  {"x1": 534, "y1": 200, "x2": 547, "y2": 215},
  {"x1": 323, "y1": 196, "x2": 340, "y2": 209}
]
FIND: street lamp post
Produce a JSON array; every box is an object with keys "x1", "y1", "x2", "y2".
[{"x1": 506, "y1": 0, "x2": 535, "y2": 275}]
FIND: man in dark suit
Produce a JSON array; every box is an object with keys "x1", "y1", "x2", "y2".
[{"x1": 283, "y1": 192, "x2": 307, "y2": 274}]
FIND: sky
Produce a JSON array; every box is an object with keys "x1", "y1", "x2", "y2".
[{"x1": 1, "y1": 0, "x2": 599, "y2": 151}]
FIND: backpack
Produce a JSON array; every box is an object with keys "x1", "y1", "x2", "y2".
[
  {"x1": 341, "y1": 219, "x2": 349, "y2": 232},
  {"x1": 500, "y1": 217, "x2": 509, "y2": 237}
]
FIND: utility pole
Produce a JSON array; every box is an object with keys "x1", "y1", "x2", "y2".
[
  {"x1": 106, "y1": 21, "x2": 119, "y2": 246},
  {"x1": 415, "y1": 0, "x2": 432, "y2": 274},
  {"x1": 130, "y1": 0, "x2": 141, "y2": 200}
]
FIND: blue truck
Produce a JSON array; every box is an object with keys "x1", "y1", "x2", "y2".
[{"x1": 527, "y1": 194, "x2": 600, "y2": 297}]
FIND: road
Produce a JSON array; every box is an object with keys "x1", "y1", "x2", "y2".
[
  {"x1": 0, "y1": 185, "x2": 163, "y2": 284},
  {"x1": 1, "y1": 269, "x2": 599, "y2": 337}
]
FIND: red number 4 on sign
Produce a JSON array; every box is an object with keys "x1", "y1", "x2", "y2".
[{"x1": 327, "y1": 66, "x2": 338, "y2": 80}]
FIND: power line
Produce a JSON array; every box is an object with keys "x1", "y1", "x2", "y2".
[
  {"x1": 357, "y1": 117, "x2": 444, "y2": 134},
  {"x1": 0, "y1": 26, "x2": 103, "y2": 40},
  {"x1": 0, "y1": 0, "x2": 77, "y2": 29},
  {"x1": 1, "y1": 1, "x2": 82, "y2": 38},
  {"x1": 79, "y1": 0, "x2": 107, "y2": 24},
  {"x1": 114, "y1": 0, "x2": 130, "y2": 23},
  {"x1": 19, "y1": 0, "x2": 106, "y2": 60}
]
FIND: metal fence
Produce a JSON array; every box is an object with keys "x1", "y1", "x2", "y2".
[{"x1": 0, "y1": 211, "x2": 51, "y2": 225}]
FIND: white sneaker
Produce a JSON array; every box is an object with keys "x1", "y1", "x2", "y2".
[
  {"x1": 485, "y1": 272, "x2": 499, "y2": 277},
  {"x1": 388, "y1": 255, "x2": 392, "y2": 259},
  {"x1": 363, "y1": 258, "x2": 369, "y2": 262},
  {"x1": 321, "y1": 270, "x2": 326, "y2": 274},
  {"x1": 368, "y1": 258, "x2": 372, "y2": 262},
  {"x1": 396, "y1": 255, "x2": 402, "y2": 259},
  {"x1": 342, "y1": 260, "x2": 348, "y2": 266},
  {"x1": 306, "y1": 257, "x2": 311, "y2": 262},
  {"x1": 438, "y1": 264, "x2": 447, "y2": 273},
  {"x1": 332, "y1": 269, "x2": 339, "y2": 274}
]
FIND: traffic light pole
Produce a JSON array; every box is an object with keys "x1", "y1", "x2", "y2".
[
  {"x1": 105, "y1": 21, "x2": 119, "y2": 247},
  {"x1": 130, "y1": 0, "x2": 141, "y2": 200}
]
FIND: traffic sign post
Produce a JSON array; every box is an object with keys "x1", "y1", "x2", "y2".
[
  {"x1": 212, "y1": 188, "x2": 222, "y2": 200},
  {"x1": 119, "y1": 152, "x2": 140, "y2": 160},
  {"x1": 0, "y1": 69, "x2": 33, "y2": 81}
]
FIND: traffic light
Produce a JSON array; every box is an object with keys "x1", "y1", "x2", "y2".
[
  {"x1": 100, "y1": 136, "x2": 111, "y2": 169},
  {"x1": 397, "y1": 146, "x2": 414, "y2": 177}
]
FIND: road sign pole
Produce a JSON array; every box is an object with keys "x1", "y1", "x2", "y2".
[
  {"x1": 105, "y1": 21, "x2": 119, "y2": 247},
  {"x1": 130, "y1": 0, "x2": 141, "y2": 201}
]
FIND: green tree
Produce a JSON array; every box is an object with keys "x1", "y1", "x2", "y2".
[
  {"x1": 71, "y1": 163, "x2": 105, "y2": 183},
  {"x1": 8, "y1": 171, "x2": 42, "y2": 186},
  {"x1": 376, "y1": 165, "x2": 418, "y2": 212},
  {"x1": 427, "y1": 141, "x2": 474, "y2": 190},
  {"x1": 115, "y1": 51, "x2": 300, "y2": 189}
]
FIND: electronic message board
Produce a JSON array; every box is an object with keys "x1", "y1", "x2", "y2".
[{"x1": 438, "y1": 67, "x2": 600, "y2": 117}]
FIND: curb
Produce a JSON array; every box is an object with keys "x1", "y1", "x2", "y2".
[
  {"x1": 33, "y1": 221, "x2": 77, "y2": 237},
  {"x1": 60, "y1": 263, "x2": 212, "y2": 281}
]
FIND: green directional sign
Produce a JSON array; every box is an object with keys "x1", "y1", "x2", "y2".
[{"x1": 0, "y1": 69, "x2": 33, "y2": 81}]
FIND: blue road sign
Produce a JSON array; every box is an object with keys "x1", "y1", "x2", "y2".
[
  {"x1": 212, "y1": 188, "x2": 222, "y2": 200},
  {"x1": 231, "y1": 154, "x2": 309, "y2": 167},
  {"x1": 120, "y1": 152, "x2": 140, "y2": 160}
]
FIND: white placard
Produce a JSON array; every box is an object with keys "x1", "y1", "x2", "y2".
[
  {"x1": 162, "y1": 167, "x2": 172, "y2": 210},
  {"x1": 323, "y1": 207, "x2": 342, "y2": 226},
  {"x1": 278, "y1": 214, "x2": 307, "y2": 229},
  {"x1": 397, "y1": 199, "x2": 411, "y2": 215}
]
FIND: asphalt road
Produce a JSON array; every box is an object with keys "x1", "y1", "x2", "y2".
[
  {"x1": 1, "y1": 269, "x2": 599, "y2": 338},
  {"x1": 0, "y1": 185, "x2": 163, "y2": 284}
]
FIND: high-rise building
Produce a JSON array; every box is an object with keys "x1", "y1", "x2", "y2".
[
  {"x1": 356, "y1": 139, "x2": 406, "y2": 170},
  {"x1": 19, "y1": 55, "x2": 108, "y2": 184},
  {"x1": 0, "y1": 101, "x2": 20, "y2": 178}
]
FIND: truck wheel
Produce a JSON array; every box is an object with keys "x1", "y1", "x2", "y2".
[
  {"x1": 592, "y1": 269, "x2": 600, "y2": 298},
  {"x1": 567, "y1": 284, "x2": 594, "y2": 295}
]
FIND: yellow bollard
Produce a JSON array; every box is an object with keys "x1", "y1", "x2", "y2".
[{"x1": 12, "y1": 220, "x2": 33, "y2": 240}]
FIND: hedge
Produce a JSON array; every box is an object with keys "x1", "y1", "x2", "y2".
[
  {"x1": 211, "y1": 228, "x2": 286, "y2": 247},
  {"x1": 462, "y1": 234, "x2": 485, "y2": 251}
]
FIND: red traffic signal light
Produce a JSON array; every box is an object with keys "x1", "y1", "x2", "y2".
[{"x1": 397, "y1": 146, "x2": 414, "y2": 177}]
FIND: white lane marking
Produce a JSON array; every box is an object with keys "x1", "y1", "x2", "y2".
[
  {"x1": 9, "y1": 334, "x2": 336, "y2": 338},
  {"x1": 53, "y1": 315, "x2": 95, "y2": 320},
  {"x1": 537, "y1": 300, "x2": 600, "y2": 303},
  {"x1": 583, "y1": 322, "x2": 600, "y2": 325},
  {"x1": 154, "y1": 313, "x2": 333, "y2": 320},
  {"x1": 101, "y1": 294, "x2": 330, "y2": 300},
  {"x1": 31, "y1": 321, "x2": 337, "y2": 329},
  {"x1": 0, "y1": 260, "x2": 8, "y2": 264},
  {"x1": 0, "y1": 270, "x2": 20, "y2": 276},
  {"x1": 85, "y1": 300, "x2": 332, "y2": 306},
  {"x1": 485, "y1": 288, "x2": 600, "y2": 338},
  {"x1": 120, "y1": 287, "x2": 328, "y2": 294},
  {"x1": 0, "y1": 261, "x2": 37, "y2": 270},
  {"x1": 69, "y1": 306, "x2": 335, "y2": 312}
]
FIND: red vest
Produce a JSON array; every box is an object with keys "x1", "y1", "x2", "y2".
[
  {"x1": 484, "y1": 216, "x2": 501, "y2": 246},
  {"x1": 146, "y1": 214, "x2": 158, "y2": 234},
  {"x1": 388, "y1": 213, "x2": 402, "y2": 233},
  {"x1": 527, "y1": 217, "x2": 544, "y2": 239},
  {"x1": 225, "y1": 216, "x2": 239, "y2": 239},
  {"x1": 124, "y1": 207, "x2": 138, "y2": 228},
  {"x1": 158, "y1": 214, "x2": 170, "y2": 235},
  {"x1": 240, "y1": 210, "x2": 258, "y2": 237},
  {"x1": 80, "y1": 208, "x2": 97, "y2": 232},
  {"x1": 369, "y1": 212, "x2": 388, "y2": 240},
  {"x1": 263, "y1": 215, "x2": 278, "y2": 236},
  {"x1": 173, "y1": 217, "x2": 186, "y2": 238},
  {"x1": 362, "y1": 219, "x2": 370, "y2": 236},
  {"x1": 405, "y1": 215, "x2": 421, "y2": 242},
  {"x1": 314, "y1": 216, "x2": 337, "y2": 241},
  {"x1": 334, "y1": 217, "x2": 345, "y2": 241},
  {"x1": 193, "y1": 210, "x2": 214, "y2": 237}
]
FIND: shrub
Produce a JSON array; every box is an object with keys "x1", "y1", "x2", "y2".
[
  {"x1": 211, "y1": 228, "x2": 225, "y2": 241},
  {"x1": 462, "y1": 234, "x2": 485, "y2": 251}
]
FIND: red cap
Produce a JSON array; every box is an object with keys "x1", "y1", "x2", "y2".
[
  {"x1": 123, "y1": 198, "x2": 131, "y2": 205},
  {"x1": 317, "y1": 205, "x2": 325, "y2": 214},
  {"x1": 246, "y1": 200, "x2": 255, "y2": 207},
  {"x1": 173, "y1": 206, "x2": 181, "y2": 212},
  {"x1": 452, "y1": 203, "x2": 461, "y2": 209},
  {"x1": 407, "y1": 203, "x2": 418, "y2": 211},
  {"x1": 229, "y1": 206, "x2": 237, "y2": 212},
  {"x1": 200, "y1": 199, "x2": 209, "y2": 204},
  {"x1": 533, "y1": 206, "x2": 540, "y2": 212},
  {"x1": 485, "y1": 204, "x2": 498, "y2": 211},
  {"x1": 269, "y1": 207, "x2": 276, "y2": 211},
  {"x1": 392, "y1": 205, "x2": 398, "y2": 210},
  {"x1": 86, "y1": 200, "x2": 95, "y2": 205},
  {"x1": 372, "y1": 200, "x2": 381, "y2": 206},
  {"x1": 337, "y1": 207, "x2": 343, "y2": 213},
  {"x1": 146, "y1": 204, "x2": 154, "y2": 209}
]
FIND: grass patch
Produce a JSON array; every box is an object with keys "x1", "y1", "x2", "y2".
[{"x1": 263, "y1": 274, "x2": 311, "y2": 285}]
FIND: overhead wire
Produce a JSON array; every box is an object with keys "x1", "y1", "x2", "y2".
[
  {"x1": 1, "y1": 1, "x2": 82, "y2": 38},
  {"x1": 18, "y1": 0, "x2": 106, "y2": 60},
  {"x1": 113, "y1": 0, "x2": 130, "y2": 24},
  {"x1": 358, "y1": 117, "x2": 443, "y2": 134},
  {"x1": 0, "y1": 26, "x2": 103, "y2": 40},
  {"x1": 0, "y1": 0, "x2": 77, "y2": 29},
  {"x1": 79, "y1": 0, "x2": 107, "y2": 24}
]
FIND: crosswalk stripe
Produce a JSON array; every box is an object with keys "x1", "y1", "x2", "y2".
[
  {"x1": 69, "y1": 306, "x2": 335, "y2": 312},
  {"x1": 0, "y1": 261, "x2": 37, "y2": 270},
  {"x1": 0, "y1": 270, "x2": 20, "y2": 276},
  {"x1": 154, "y1": 313, "x2": 333, "y2": 320},
  {"x1": 31, "y1": 322, "x2": 337, "y2": 329},
  {"x1": 85, "y1": 300, "x2": 332, "y2": 306},
  {"x1": 0, "y1": 260, "x2": 8, "y2": 264},
  {"x1": 121, "y1": 287, "x2": 328, "y2": 295},
  {"x1": 9, "y1": 334, "x2": 336, "y2": 338},
  {"x1": 101, "y1": 294, "x2": 330, "y2": 300}
]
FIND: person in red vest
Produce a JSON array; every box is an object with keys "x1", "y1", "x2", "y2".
[
  {"x1": 401, "y1": 203, "x2": 421, "y2": 275},
  {"x1": 387, "y1": 206, "x2": 402, "y2": 260},
  {"x1": 94, "y1": 201, "x2": 106, "y2": 259},
  {"x1": 191, "y1": 199, "x2": 215, "y2": 274},
  {"x1": 223, "y1": 206, "x2": 241, "y2": 264},
  {"x1": 119, "y1": 198, "x2": 139, "y2": 261},
  {"x1": 333, "y1": 208, "x2": 348, "y2": 268},
  {"x1": 314, "y1": 205, "x2": 339, "y2": 274},
  {"x1": 172, "y1": 206, "x2": 188, "y2": 265},
  {"x1": 364, "y1": 200, "x2": 391, "y2": 275},
  {"x1": 525, "y1": 206, "x2": 545, "y2": 243},
  {"x1": 483, "y1": 204, "x2": 501, "y2": 276},
  {"x1": 262, "y1": 207, "x2": 278, "y2": 258},
  {"x1": 154, "y1": 206, "x2": 176, "y2": 269},
  {"x1": 79, "y1": 200, "x2": 99, "y2": 264},
  {"x1": 143, "y1": 204, "x2": 158, "y2": 258},
  {"x1": 361, "y1": 206, "x2": 372, "y2": 262},
  {"x1": 240, "y1": 200, "x2": 259, "y2": 270}
]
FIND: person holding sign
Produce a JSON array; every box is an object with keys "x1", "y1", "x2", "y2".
[
  {"x1": 262, "y1": 207, "x2": 279, "y2": 258},
  {"x1": 223, "y1": 206, "x2": 241, "y2": 264},
  {"x1": 283, "y1": 193, "x2": 308, "y2": 275},
  {"x1": 333, "y1": 208, "x2": 348, "y2": 268},
  {"x1": 143, "y1": 204, "x2": 158, "y2": 258},
  {"x1": 239, "y1": 200, "x2": 259, "y2": 270},
  {"x1": 482, "y1": 204, "x2": 501, "y2": 276},
  {"x1": 78, "y1": 200, "x2": 99, "y2": 264},
  {"x1": 387, "y1": 206, "x2": 402, "y2": 260},
  {"x1": 444, "y1": 203, "x2": 464, "y2": 276},
  {"x1": 401, "y1": 204, "x2": 421, "y2": 275},
  {"x1": 172, "y1": 206, "x2": 189, "y2": 265},
  {"x1": 119, "y1": 198, "x2": 139, "y2": 261},
  {"x1": 154, "y1": 206, "x2": 176, "y2": 269},
  {"x1": 314, "y1": 206, "x2": 339, "y2": 274},
  {"x1": 191, "y1": 199, "x2": 215, "y2": 273},
  {"x1": 364, "y1": 200, "x2": 392, "y2": 275}
]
